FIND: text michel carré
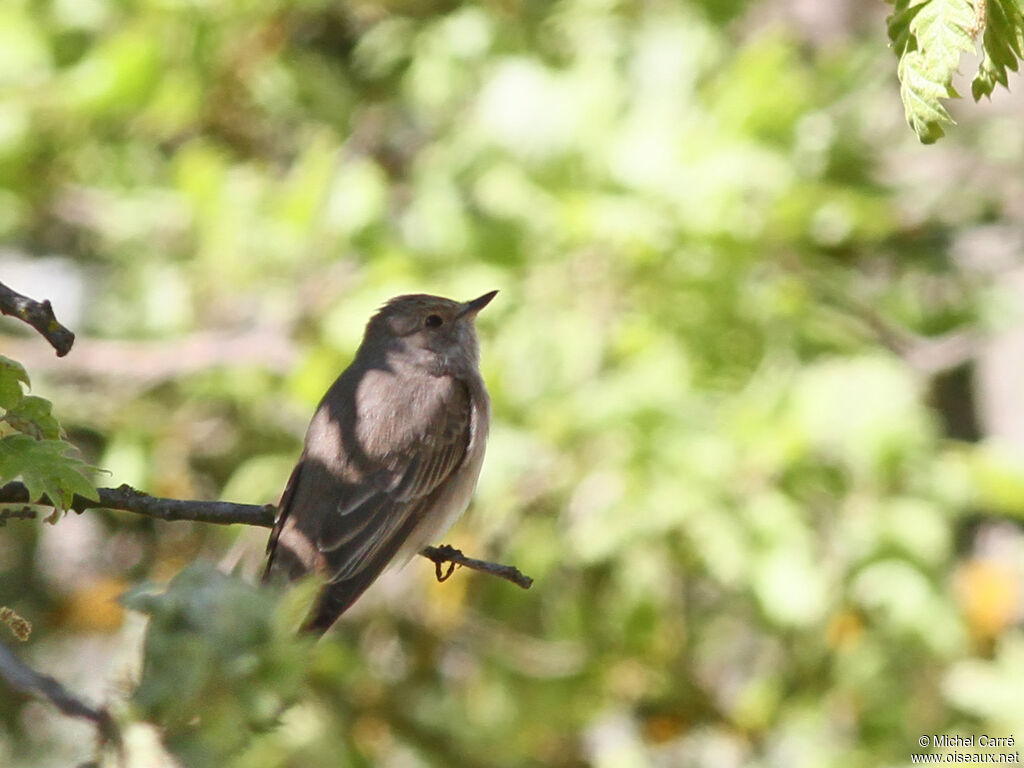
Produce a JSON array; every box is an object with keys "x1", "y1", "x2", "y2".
[{"x1": 932, "y1": 735, "x2": 1016, "y2": 748}]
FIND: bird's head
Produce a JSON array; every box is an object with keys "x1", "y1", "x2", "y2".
[{"x1": 362, "y1": 291, "x2": 498, "y2": 374}]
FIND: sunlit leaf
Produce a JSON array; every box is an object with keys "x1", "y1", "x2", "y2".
[
  {"x1": 972, "y1": 0, "x2": 1024, "y2": 99},
  {"x1": 888, "y1": 0, "x2": 979, "y2": 142}
]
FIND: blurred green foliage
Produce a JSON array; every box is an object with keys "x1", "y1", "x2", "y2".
[
  {"x1": 123, "y1": 564, "x2": 315, "y2": 768},
  {"x1": 1, "y1": 0, "x2": 1024, "y2": 766}
]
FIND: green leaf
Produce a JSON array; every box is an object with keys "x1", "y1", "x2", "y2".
[
  {"x1": 0, "y1": 355, "x2": 29, "y2": 411},
  {"x1": 912, "y1": 0, "x2": 978, "y2": 71},
  {"x1": 898, "y1": 51, "x2": 957, "y2": 142},
  {"x1": 888, "y1": 0, "x2": 979, "y2": 142},
  {"x1": 888, "y1": 0, "x2": 927, "y2": 52},
  {"x1": 963, "y1": 441, "x2": 1024, "y2": 517},
  {"x1": 0, "y1": 434, "x2": 99, "y2": 509},
  {"x1": 972, "y1": 0, "x2": 1024, "y2": 99},
  {"x1": 60, "y1": 29, "x2": 161, "y2": 117},
  {"x1": 2, "y1": 395, "x2": 62, "y2": 439}
]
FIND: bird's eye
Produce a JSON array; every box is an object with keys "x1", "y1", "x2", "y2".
[{"x1": 424, "y1": 314, "x2": 444, "y2": 328}]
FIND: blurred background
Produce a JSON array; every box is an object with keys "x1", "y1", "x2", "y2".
[{"x1": 2, "y1": 0, "x2": 1024, "y2": 766}]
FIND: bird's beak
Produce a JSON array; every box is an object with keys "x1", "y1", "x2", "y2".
[{"x1": 457, "y1": 290, "x2": 499, "y2": 319}]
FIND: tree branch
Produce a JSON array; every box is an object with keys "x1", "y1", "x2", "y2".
[
  {"x1": 0, "y1": 481, "x2": 533, "y2": 590},
  {"x1": 421, "y1": 544, "x2": 533, "y2": 590},
  {"x1": 0, "y1": 481, "x2": 276, "y2": 526},
  {"x1": 812, "y1": 276, "x2": 983, "y2": 375},
  {"x1": 0, "y1": 281, "x2": 76, "y2": 357},
  {"x1": 0, "y1": 639, "x2": 119, "y2": 746}
]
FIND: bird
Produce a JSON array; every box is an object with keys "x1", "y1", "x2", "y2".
[{"x1": 263, "y1": 291, "x2": 497, "y2": 634}]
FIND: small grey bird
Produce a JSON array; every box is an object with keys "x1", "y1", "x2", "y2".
[{"x1": 263, "y1": 291, "x2": 496, "y2": 633}]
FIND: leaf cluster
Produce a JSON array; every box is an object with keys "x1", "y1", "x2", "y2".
[
  {"x1": 0, "y1": 356, "x2": 97, "y2": 511},
  {"x1": 888, "y1": 0, "x2": 1024, "y2": 142}
]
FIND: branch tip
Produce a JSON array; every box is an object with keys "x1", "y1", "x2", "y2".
[
  {"x1": 0, "y1": 640, "x2": 119, "y2": 747},
  {"x1": 421, "y1": 544, "x2": 534, "y2": 590},
  {"x1": 0, "y1": 282, "x2": 76, "y2": 357}
]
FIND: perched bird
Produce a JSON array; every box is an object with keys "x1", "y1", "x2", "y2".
[{"x1": 263, "y1": 291, "x2": 496, "y2": 633}]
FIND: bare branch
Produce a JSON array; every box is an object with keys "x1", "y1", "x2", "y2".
[
  {"x1": 0, "y1": 482, "x2": 534, "y2": 590},
  {"x1": 0, "y1": 639, "x2": 119, "y2": 746},
  {"x1": 812, "y1": 277, "x2": 983, "y2": 375},
  {"x1": 422, "y1": 544, "x2": 534, "y2": 590},
  {"x1": 0, "y1": 281, "x2": 76, "y2": 357},
  {"x1": 0, "y1": 481, "x2": 276, "y2": 527}
]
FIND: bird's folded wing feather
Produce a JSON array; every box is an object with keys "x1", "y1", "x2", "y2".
[
  {"x1": 266, "y1": 377, "x2": 473, "y2": 631},
  {"x1": 317, "y1": 380, "x2": 472, "y2": 582}
]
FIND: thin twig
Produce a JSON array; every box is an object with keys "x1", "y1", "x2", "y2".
[
  {"x1": 0, "y1": 639, "x2": 119, "y2": 746},
  {"x1": 421, "y1": 544, "x2": 534, "y2": 590},
  {"x1": 0, "y1": 281, "x2": 76, "y2": 357},
  {"x1": 0, "y1": 481, "x2": 534, "y2": 590}
]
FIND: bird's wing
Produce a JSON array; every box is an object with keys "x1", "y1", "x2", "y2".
[
  {"x1": 262, "y1": 459, "x2": 310, "y2": 583},
  {"x1": 269, "y1": 378, "x2": 474, "y2": 633},
  {"x1": 317, "y1": 378, "x2": 472, "y2": 574}
]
